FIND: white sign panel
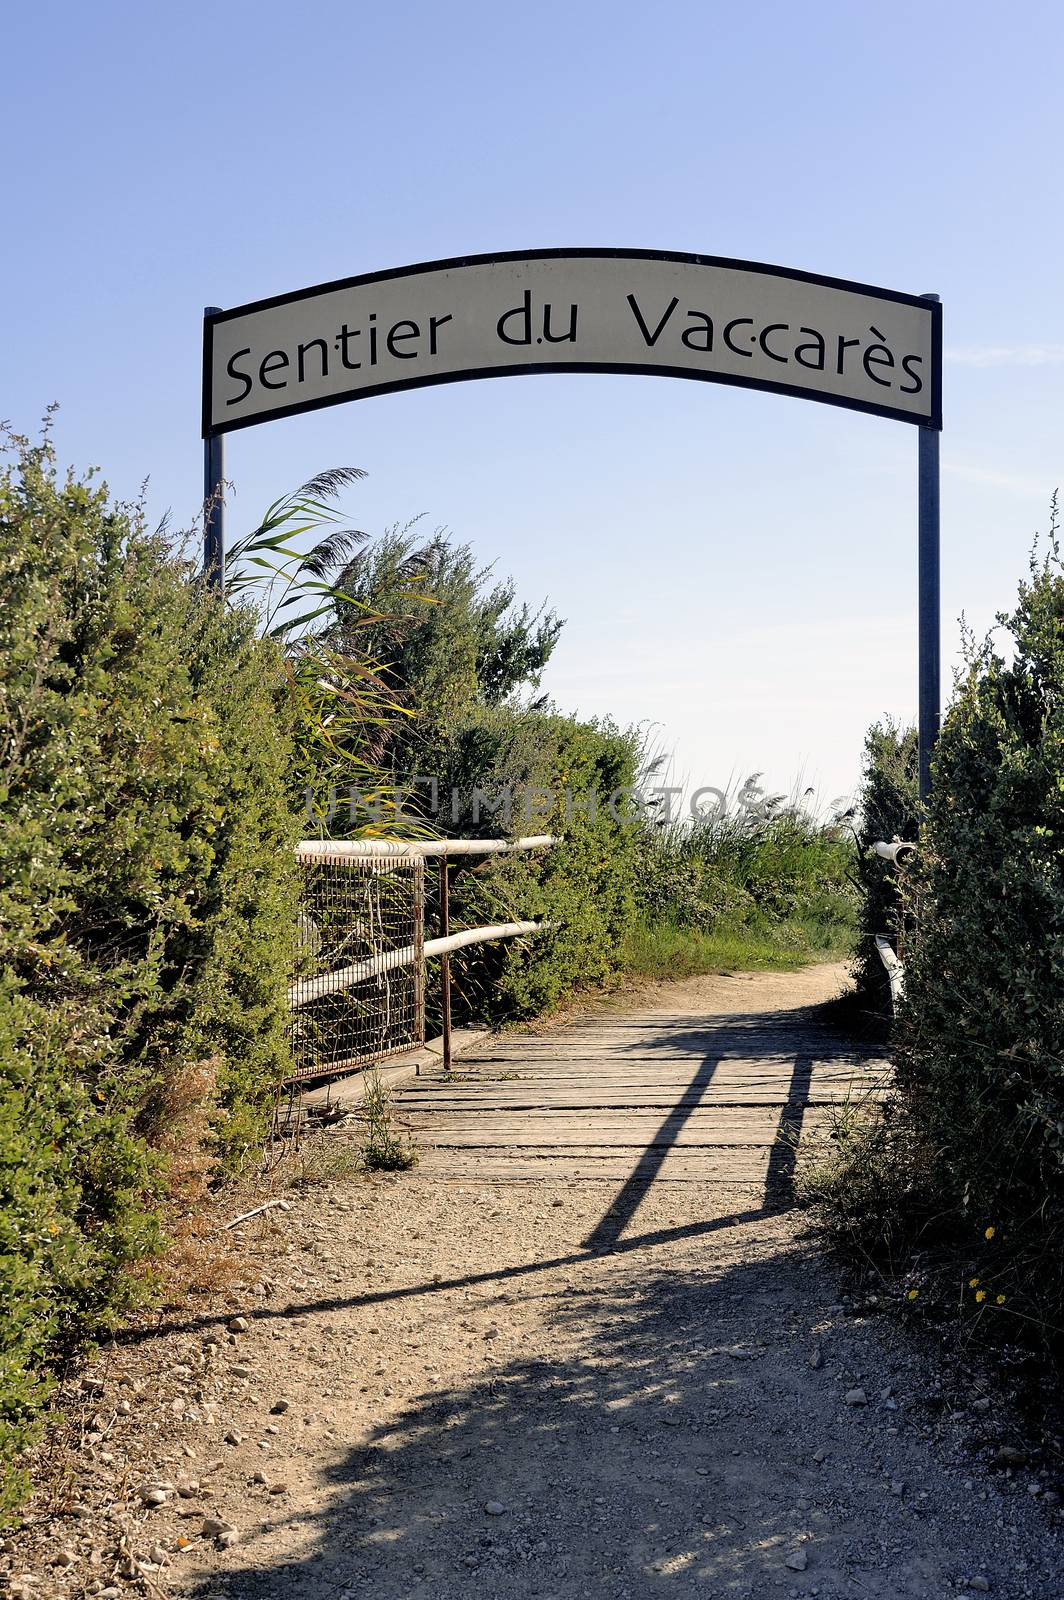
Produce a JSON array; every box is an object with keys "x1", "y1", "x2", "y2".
[{"x1": 203, "y1": 250, "x2": 941, "y2": 437}]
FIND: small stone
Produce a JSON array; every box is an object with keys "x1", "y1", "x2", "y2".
[
  {"x1": 227, "y1": 1317, "x2": 249, "y2": 1334},
  {"x1": 785, "y1": 1548, "x2": 808, "y2": 1571},
  {"x1": 993, "y1": 1445, "x2": 1028, "y2": 1469},
  {"x1": 972, "y1": 1396, "x2": 991, "y2": 1412},
  {"x1": 201, "y1": 1516, "x2": 237, "y2": 1539},
  {"x1": 969, "y1": 1578, "x2": 991, "y2": 1593},
  {"x1": 224, "y1": 1429, "x2": 244, "y2": 1446},
  {"x1": 890, "y1": 1480, "x2": 905, "y2": 1496},
  {"x1": 268, "y1": 1483, "x2": 287, "y2": 1495},
  {"x1": 148, "y1": 1547, "x2": 168, "y2": 1568},
  {"x1": 812, "y1": 1446, "x2": 828, "y2": 1463},
  {"x1": 269, "y1": 1400, "x2": 289, "y2": 1414},
  {"x1": 52, "y1": 1550, "x2": 77, "y2": 1569},
  {"x1": 484, "y1": 1501, "x2": 506, "y2": 1516},
  {"x1": 845, "y1": 1388, "x2": 868, "y2": 1407},
  {"x1": 231, "y1": 1365, "x2": 253, "y2": 1380},
  {"x1": 251, "y1": 1471, "x2": 267, "y2": 1484},
  {"x1": 115, "y1": 1400, "x2": 131, "y2": 1417},
  {"x1": 138, "y1": 1487, "x2": 168, "y2": 1507},
  {"x1": 809, "y1": 1347, "x2": 824, "y2": 1370},
  {"x1": 217, "y1": 1530, "x2": 239, "y2": 1549},
  {"x1": 177, "y1": 1481, "x2": 199, "y2": 1498}
]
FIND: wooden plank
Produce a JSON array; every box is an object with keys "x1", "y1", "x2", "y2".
[
  {"x1": 409, "y1": 1062, "x2": 883, "y2": 1075},
  {"x1": 396, "y1": 1084, "x2": 883, "y2": 1111},
  {"x1": 413, "y1": 1059, "x2": 883, "y2": 1076},
  {"x1": 403, "y1": 1127, "x2": 824, "y2": 1151},
  {"x1": 385, "y1": 993, "x2": 875, "y2": 1187},
  {"x1": 410, "y1": 1067, "x2": 886, "y2": 1086},
  {"x1": 411, "y1": 1153, "x2": 776, "y2": 1182}
]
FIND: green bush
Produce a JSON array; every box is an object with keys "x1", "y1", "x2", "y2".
[
  {"x1": 852, "y1": 720, "x2": 920, "y2": 1021},
  {"x1": 425, "y1": 706, "x2": 643, "y2": 1021},
  {"x1": 892, "y1": 527, "x2": 1064, "y2": 1347},
  {"x1": 0, "y1": 431, "x2": 298, "y2": 1505},
  {"x1": 635, "y1": 796, "x2": 856, "y2": 960}
]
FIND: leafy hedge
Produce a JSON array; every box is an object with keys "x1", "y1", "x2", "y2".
[
  {"x1": 638, "y1": 800, "x2": 855, "y2": 950},
  {"x1": 893, "y1": 533, "x2": 1064, "y2": 1343},
  {"x1": 0, "y1": 434, "x2": 298, "y2": 1508},
  {"x1": 423, "y1": 706, "x2": 643, "y2": 1022}
]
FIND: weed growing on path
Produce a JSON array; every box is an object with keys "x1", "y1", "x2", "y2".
[{"x1": 360, "y1": 1074, "x2": 418, "y2": 1172}]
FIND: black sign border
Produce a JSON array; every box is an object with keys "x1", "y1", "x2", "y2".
[{"x1": 202, "y1": 247, "x2": 943, "y2": 438}]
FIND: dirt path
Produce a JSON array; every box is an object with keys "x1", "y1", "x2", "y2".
[{"x1": 10, "y1": 966, "x2": 1062, "y2": 1600}]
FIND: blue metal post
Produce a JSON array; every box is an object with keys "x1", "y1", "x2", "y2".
[
  {"x1": 203, "y1": 306, "x2": 225, "y2": 591},
  {"x1": 917, "y1": 293, "x2": 941, "y2": 802}
]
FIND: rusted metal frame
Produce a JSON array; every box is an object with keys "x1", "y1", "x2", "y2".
[{"x1": 440, "y1": 855, "x2": 452, "y2": 1074}]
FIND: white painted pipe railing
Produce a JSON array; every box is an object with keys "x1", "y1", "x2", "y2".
[
  {"x1": 296, "y1": 834, "x2": 558, "y2": 859},
  {"x1": 872, "y1": 840, "x2": 916, "y2": 1010},
  {"x1": 288, "y1": 919, "x2": 546, "y2": 1009},
  {"x1": 874, "y1": 934, "x2": 906, "y2": 1006},
  {"x1": 873, "y1": 838, "x2": 917, "y2": 864}
]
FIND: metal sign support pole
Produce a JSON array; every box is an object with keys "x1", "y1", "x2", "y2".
[
  {"x1": 203, "y1": 306, "x2": 225, "y2": 591},
  {"x1": 917, "y1": 292, "x2": 941, "y2": 803}
]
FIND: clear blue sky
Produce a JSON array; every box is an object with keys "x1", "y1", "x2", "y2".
[{"x1": 7, "y1": 0, "x2": 1063, "y2": 807}]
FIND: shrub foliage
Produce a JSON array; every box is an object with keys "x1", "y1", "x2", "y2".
[
  {"x1": 0, "y1": 432, "x2": 297, "y2": 1506},
  {"x1": 893, "y1": 528, "x2": 1064, "y2": 1343}
]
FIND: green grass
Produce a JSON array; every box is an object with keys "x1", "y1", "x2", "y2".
[{"x1": 619, "y1": 916, "x2": 855, "y2": 981}]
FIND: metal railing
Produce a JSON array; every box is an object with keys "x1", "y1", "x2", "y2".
[
  {"x1": 289, "y1": 835, "x2": 558, "y2": 1081},
  {"x1": 872, "y1": 837, "x2": 917, "y2": 1009}
]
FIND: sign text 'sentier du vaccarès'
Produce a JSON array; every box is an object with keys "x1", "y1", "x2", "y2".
[{"x1": 203, "y1": 250, "x2": 942, "y2": 437}]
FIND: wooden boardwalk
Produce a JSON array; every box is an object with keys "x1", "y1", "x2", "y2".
[{"x1": 393, "y1": 965, "x2": 887, "y2": 1194}]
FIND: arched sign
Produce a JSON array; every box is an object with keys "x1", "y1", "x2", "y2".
[
  {"x1": 203, "y1": 248, "x2": 941, "y2": 436},
  {"x1": 201, "y1": 249, "x2": 942, "y2": 790}
]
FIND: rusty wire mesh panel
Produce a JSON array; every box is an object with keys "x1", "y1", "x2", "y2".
[{"x1": 288, "y1": 850, "x2": 424, "y2": 1082}]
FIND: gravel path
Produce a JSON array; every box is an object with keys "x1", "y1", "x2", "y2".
[{"x1": 7, "y1": 966, "x2": 1062, "y2": 1600}]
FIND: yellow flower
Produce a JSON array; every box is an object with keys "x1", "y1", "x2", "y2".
[
  {"x1": 996, "y1": 1294, "x2": 1006, "y2": 1305},
  {"x1": 975, "y1": 1290, "x2": 986, "y2": 1303},
  {"x1": 984, "y1": 1226, "x2": 996, "y2": 1240},
  {"x1": 907, "y1": 1289, "x2": 919, "y2": 1301},
  {"x1": 969, "y1": 1277, "x2": 980, "y2": 1289}
]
